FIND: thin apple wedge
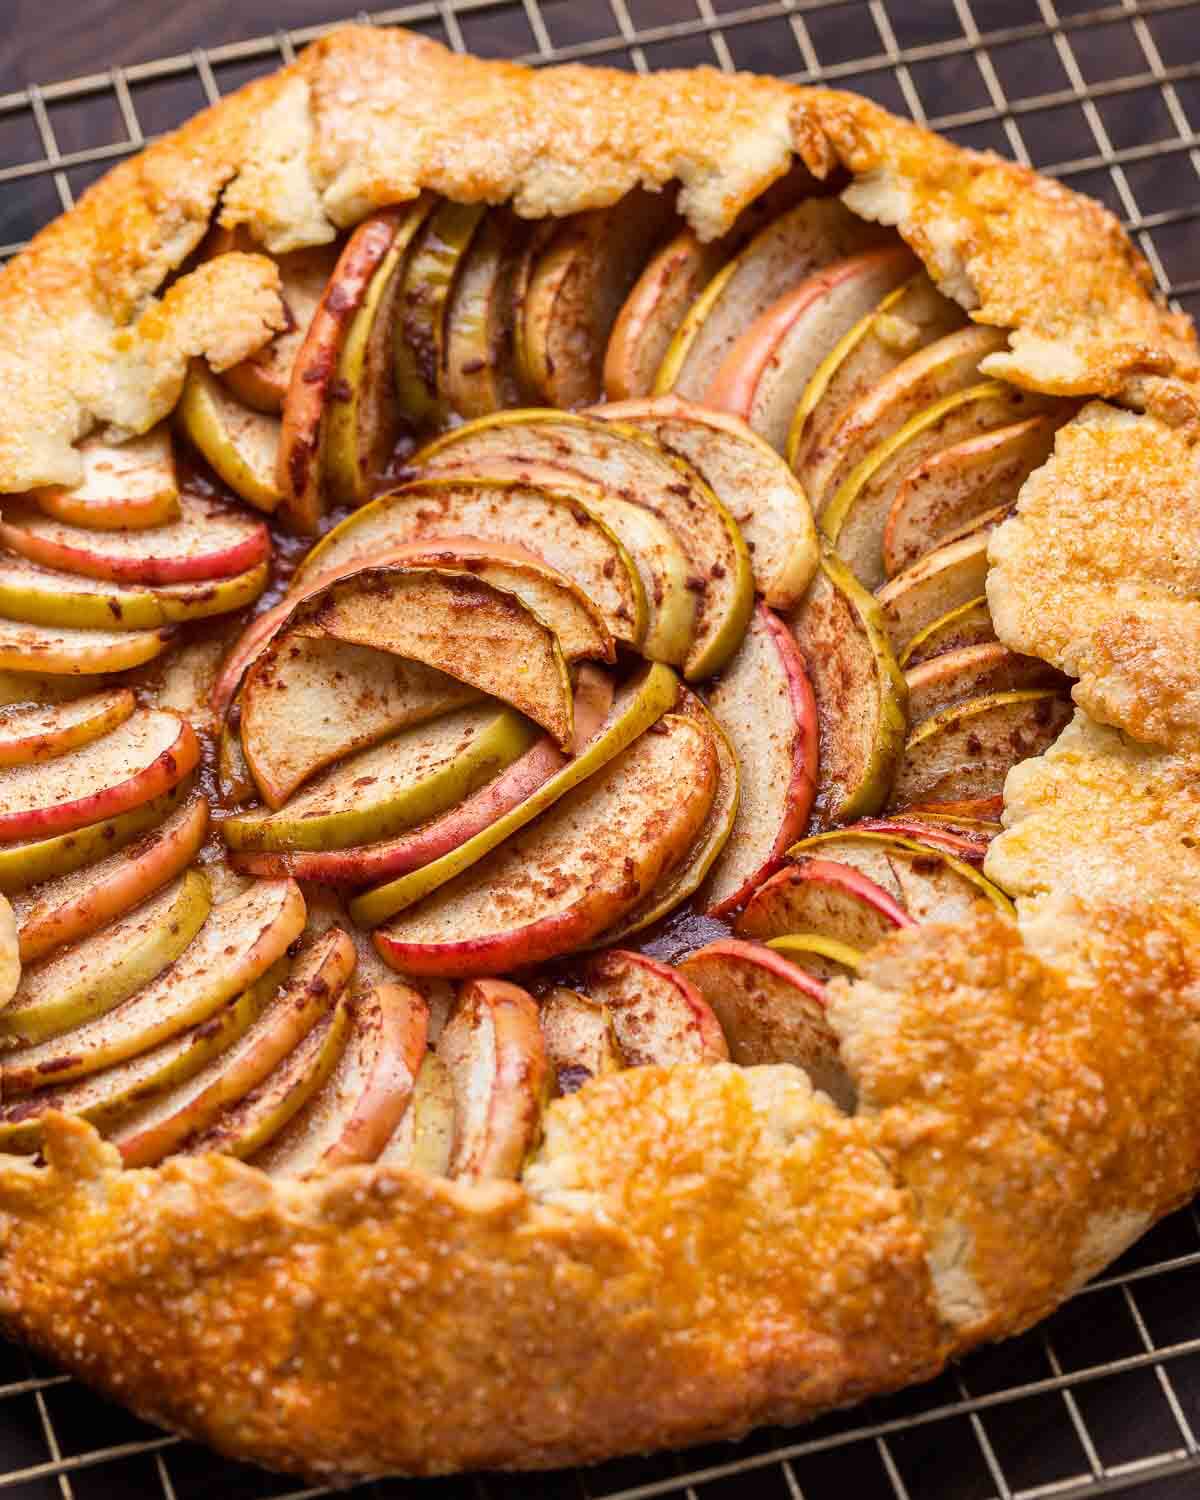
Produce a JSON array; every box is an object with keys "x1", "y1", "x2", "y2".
[
  {"x1": 0, "y1": 689, "x2": 133, "y2": 766},
  {"x1": 439, "y1": 978, "x2": 548, "y2": 1181},
  {"x1": 176, "y1": 362, "x2": 283, "y2": 514},
  {"x1": 889, "y1": 688, "x2": 1074, "y2": 809},
  {"x1": 882, "y1": 413, "x2": 1061, "y2": 578},
  {"x1": 702, "y1": 604, "x2": 817, "y2": 915},
  {"x1": 789, "y1": 551, "x2": 907, "y2": 827},
  {"x1": 371, "y1": 709, "x2": 715, "y2": 974},
  {"x1": 232, "y1": 668, "x2": 613, "y2": 886},
  {"x1": 1, "y1": 877, "x2": 307, "y2": 1095},
  {"x1": 0, "y1": 869, "x2": 211, "y2": 1045},
  {"x1": 538, "y1": 987, "x2": 623, "y2": 1096},
  {"x1": 765, "y1": 932, "x2": 864, "y2": 979},
  {"x1": 0, "y1": 671, "x2": 110, "y2": 707},
  {"x1": 592, "y1": 396, "x2": 817, "y2": 609},
  {"x1": 375, "y1": 1051, "x2": 455, "y2": 1174},
  {"x1": 520, "y1": 188, "x2": 678, "y2": 409},
  {"x1": 899, "y1": 594, "x2": 996, "y2": 668},
  {"x1": 705, "y1": 246, "x2": 916, "y2": 452},
  {"x1": 584, "y1": 950, "x2": 728, "y2": 1067},
  {"x1": 853, "y1": 814, "x2": 992, "y2": 866},
  {"x1": 905, "y1": 643, "x2": 1066, "y2": 727},
  {"x1": 677, "y1": 939, "x2": 854, "y2": 1109},
  {"x1": 902, "y1": 796, "x2": 1004, "y2": 824},
  {"x1": 0, "y1": 897, "x2": 16, "y2": 1006},
  {"x1": 653, "y1": 198, "x2": 891, "y2": 400},
  {"x1": 0, "y1": 617, "x2": 174, "y2": 675},
  {"x1": 877, "y1": 530, "x2": 993, "y2": 657},
  {"x1": 0, "y1": 707, "x2": 198, "y2": 843},
  {"x1": 33, "y1": 426, "x2": 180, "y2": 530},
  {"x1": 225, "y1": 703, "x2": 537, "y2": 854},
  {"x1": 736, "y1": 857, "x2": 914, "y2": 957},
  {"x1": 294, "y1": 477, "x2": 645, "y2": 652},
  {"x1": 13, "y1": 793, "x2": 208, "y2": 963},
  {"x1": 440, "y1": 207, "x2": 528, "y2": 422}
]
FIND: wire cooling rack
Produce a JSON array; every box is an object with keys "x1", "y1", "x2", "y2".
[{"x1": 2, "y1": 2, "x2": 1200, "y2": 1497}]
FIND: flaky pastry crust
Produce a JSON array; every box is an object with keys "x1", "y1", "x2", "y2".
[{"x1": 0, "y1": 23, "x2": 1198, "y2": 1482}]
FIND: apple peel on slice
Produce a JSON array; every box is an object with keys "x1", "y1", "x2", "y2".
[
  {"x1": 0, "y1": 689, "x2": 134, "y2": 767},
  {"x1": 584, "y1": 949, "x2": 728, "y2": 1067},
  {"x1": 905, "y1": 642, "x2": 1065, "y2": 728},
  {"x1": 899, "y1": 594, "x2": 996, "y2": 669},
  {"x1": 440, "y1": 207, "x2": 528, "y2": 423},
  {"x1": 176, "y1": 362, "x2": 283, "y2": 514},
  {"x1": 0, "y1": 617, "x2": 175, "y2": 676},
  {"x1": 765, "y1": 932, "x2": 864, "y2": 979},
  {"x1": 33, "y1": 426, "x2": 180, "y2": 531},
  {"x1": 736, "y1": 858, "x2": 915, "y2": 951},
  {"x1": 375, "y1": 1051, "x2": 455, "y2": 1175}
]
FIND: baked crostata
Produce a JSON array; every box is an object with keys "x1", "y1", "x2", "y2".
[{"x1": 0, "y1": 23, "x2": 1195, "y2": 1482}]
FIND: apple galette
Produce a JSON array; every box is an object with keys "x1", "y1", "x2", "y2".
[{"x1": 0, "y1": 24, "x2": 1195, "y2": 1482}]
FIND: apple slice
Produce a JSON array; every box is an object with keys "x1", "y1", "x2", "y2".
[
  {"x1": 232, "y1": 669, "x2": 613, "y2": 886},
  {"x1": 1, "y1": 876, "x2": 307, "y2": 1095},
  {"x1": 0, "y1": 896, "x2": 16, "y2": 1005},
  {"x1": 0, "y1": 869, "x2": 211, "y2": 1045},
  {"x1": 701, "y1": 604, "x2": 817, "y2": 915},
  {"x1": 325, "y1": 198, "x2": 434, "y2": 506},
  {"x1": 350, "y1": 663, "x2": 678, "y2": 927},
  {"x1": 653, "y1": 198, "x2": 890, "y2": 400},
  {"x1": 592, "y1": 396, "x2": 818, "y2": 610},
  {"x1": 788, "y1": 552, "x2": 908, "y2": 828},
  {"x1": 584, "y1": 950, "x2": 728, "y2": 1067},
  {"x1": 372, "y1": 709, "x2": 716, "y2": 974},
  {"x1": 219, "y1": 722, "x2": 256, "y2": 804},
  {"x1": 176, "y1": 362, "x2": 283, "y2": 514},
  {"x1": 902, "y1": 796, "x2": 1005, "y2": 824},
  {"x1": 905, "y1": 643, "x2": 1065, "y2": 727},
  {"x1": 736, "y1": 857, "x2": 915, "y2": 951},
  {"x1": 0, "y1": 689, "x2": 133, "y2": 766},
  {"x1": 0, "y1": 671, "x2": 109, "y2": 708},
  {"x1": 876, "y1": 530, "x2": 992, "y2": 657},
  {"x1": 418, "y1": 411, "x2": 752, "y2": 680},
  {"x1": 889, "y1": 688, "x2": 1074, "y2": 810},
  {"x1": 13, "y1": 793, "x2": 208, "y2": 963},
  {"x1": 0, "y1": 491, "x2": 270, "y2": 586},
  {"x1": 441, "y1": 207, "x2": 528, "y2": 422},
  {"x1": 0, "y1": 707, "x2": 198, "y2": 843},
  {"x1": 294, "y1": 477, "x2": 645, "y2": 652},
  {"x1": 520, "y1": 188, "x2": 678, "y2": 409},
  {"x1": 225, "y1": 703, "x2": 537, "y2": 854},
  {"x1": 33, "y1": 426, "x2": 180, "y2": 531},
  {"x1": 439, "y1": 978, "x2": 548, "y2": 1181},
  {"x1": 706, "y1": 246, "x2": 916, "y2": 452},
  {"x1": 852, "y1": 814, "x2": 992, "y2": 867},
  {"x1": 588, "y1": 489, "x2": 697, "y2": 666},
  {"x1": 0, "y1": 617, "x2": 174, "y2": 675},
  {"x1": 538, "y1": 986, "x2": 623, "y2": 1096},
  {"x1": 787, "y1": 271, "x2": 965, "y2": 479},
  {"x1": 765, "y1": 932, "x2": 863, "y2": 979},
  {"x1": 677, "y1": 939, "x2": 854, "y2": 1109},
  {"x1": 882, "y1": 413, "x2": 1061, "y2": 578},
  {"x1": 899, "y1": 595, "x2": 996, "y2": 669},
  {"x1": 376, "y1": 1051, "x2": 455, "y2": 1174}
]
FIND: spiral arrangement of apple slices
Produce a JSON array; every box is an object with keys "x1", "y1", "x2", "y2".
[{"x1": 0, "y1": 178, "x2": 1082, "y2": 1182}]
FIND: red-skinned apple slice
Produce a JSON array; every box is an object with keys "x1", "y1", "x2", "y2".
[
  {"x1": 13, "y1": 793, "x2": 208, "y2": 963},
  {"x1": 439, "y1": 978, "x2": 548, "y2": 1181},
  {"x1": 176, "y1": 362, "x2": 283, "y2": 514},
  {"x1": 375, "y1": 1051, "x2": 455, "y2": 1175},
  {"x1": 538, "y1": 986, "x2": 623, "y2": 1096},
  {"x1": 583, "y1": 949, "x2": 728, "y2": 1067},
  {"x1": 0, "y1": 689, "x2": 134, "y2": 766},
  {"x1": 877, "y1": 530, "x2": 993, "y2": 657},
  {"x1": 701, "y1": 604, "x2": 817, "y2": 915},
  {"x1": 899, "y1": 594, "x2": 996, "y2": 669},
  {"x1": 0, "y1": 708, "x2": 198, "y2": 843},
  {"x1": 736, "y1": 857, "x2": 915, "y2": 949},
  {"x1": 0, "y1": 617, "x2": 174, "y2": 675},
  {"x1": 905, "y1": 643, "x2": 1065, "y2": 727},
  {"x1": 372, "y1": 710, "x2": 716, "y2": 976},
  {"x1": 902, "y1": 796, "x2": 1004, "y2": 825},
  {"x1": 852, "y1": 815, "x2": 991, "y2": 866},
  {"x1": 441, "y1": 207, "x2": 528, "y2": 422},
  {"x1": 33, "y1": 426, "x2": 180, "y2": 530}
]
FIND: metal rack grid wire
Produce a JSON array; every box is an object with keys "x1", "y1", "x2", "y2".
[{"x1": 1, "y1": 2, "x2": 1200, "y2": 1497}]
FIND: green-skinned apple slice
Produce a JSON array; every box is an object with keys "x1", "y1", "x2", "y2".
[
  {"x1": 583, "y1": 950, "x2": 727, "y2": 1067},
  {"x1": 789, "y1": 551, "x2": 907, "y2": 828},
  {"x1": 376, "y1": 1051, "x2": 455, "y2": 1175},
  {"x1": 225, "y1": 703, "x2": 537, "y2": 855},
  {"x1": 0, "y1": 869, "x2": 211, "y2": 1045},
  {"x1": 705, "y1": 246, "x2": 916, "y2": 452},
  {"x1": 882, "y1": 413, "x2": 1061, "y2": 578},
  {"x1": 899, "y1": 594, "x2": 996, "y2": 668},
  {"x1": 592, "y1": 396, "x2": 818, "y2": 610},
  {"x1": 889, "y1": 688, "x2": 1073, "y2": 810},
  {"x1": 293, "y1": 477, "x2": 645, "y2": 651},
  {"x1": 324, "y1": 198, "x2": 435, "y2": 507},
  {"x1": 350, "y1": 663, "x2": 678, "y2": 927},
  {"x1": 585, "y1": 489, "x2": 696, "y2": 666},
  {"x1": 905, "y1": 643, "x2": 1065, "y2": 728},
  {"x1": 176, "y1": 362, "x2": 283, "y2": 514},
  {"x1": 231, "y1": 668, "x2": 613, "y2": 886},
  {"x1": 653, "y1": 198, "x2": 891, "y2": 399},
  {"x1": 417, "y1": 410, "x2": 753, "y2": 679},
  {"x1": 765, "y1": 932, "x2": 863, "y2": 979},
  {"x1": 876, "y1": 530, "x2": 992, "y2": 657},
  {"x1": 0, "y1": 689, "x2": 133, "y2": 766},
  {"x1": 0, "y1": 671, "x2": 109, "y2": 707},
  {"x1": 371, "y1": 709, "x2": 715, "y2": 973},
  {"x1": 0, "y1": 492, "x2": 269, "y2": 586},
  {"x1": 520, "y1": 188, "x2": 678, "y2": 409},
  {"x1": 677, "y1": 938, "x2": 855, "y2": 1109},
  {"x1": 538, "y1": 986, "x2": 623, "y2": 1096},
  {"x1": 0, "y1": 707, "x2": 198, "y2": 843},
  {"x1": 440, "y1": 978, "x2": 548, "y2": 1181},
  {"x1": 852, "y1": 815, "x2": 992, "y2": 866},
  {"x1": 441, "y1": 207, "x2": 528, "y2": 422},
  {"x1": 736, "y1": 857, "x2": 915, "y2": 951},
  {"x1": 114, "y1": 927, "x2": 353, "y2": 1166},
  {"x1": 1, "y1": 876, "x2": 307, "y2": 1095},
  {"x1": 0, "y1": 617, "x2": 174, "y2": 675},
  {"x1": 33, "y1": 426, "x2": 180, "y2": 530},
  {"x1": 701, "y1": 603, "x2": 817, "y2": 915},
  {"x1": 13, "y1": 793, "x2": 208, "y2": 963}
]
